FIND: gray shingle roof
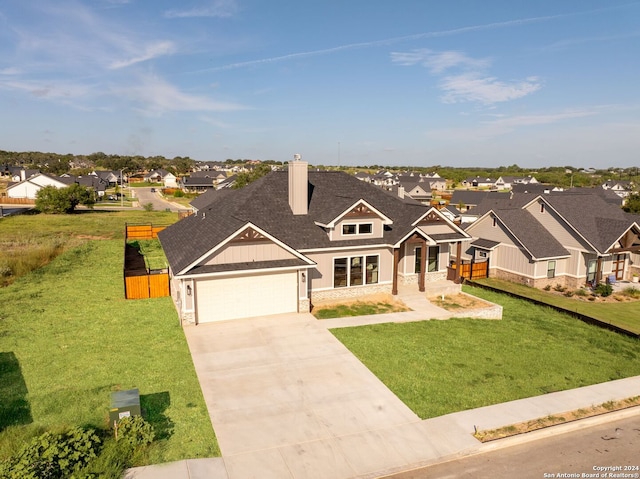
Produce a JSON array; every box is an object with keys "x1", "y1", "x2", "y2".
[
  {"x1": 159, "y1": 170, "x2": 456, "y2": 275},
  {"x1": 494, "y1": 209, "x2": 570, "y2": 259}
]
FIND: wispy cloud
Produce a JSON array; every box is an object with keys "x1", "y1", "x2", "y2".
[
  {"x1": 390, "y1": 49, "x2": 489, "y2": 73},
  {"x1": 109, "y1": 41, "x2": 176, "y2": 69},
  {"x1": 192, "y1": 5, "x2": 630, "y2": 73},
  {"x1": 440, "y1": 73, "x2": 542, "y2": 104},
  {"x1": 164, "y1": 0, "x2": 238, "y2": 19},
  {"x1": 115, "y1": 74, "x2": 248, "y2": 115},
  {"x1": 426, "y1": 109, "x2": 595, "y2": 141}
]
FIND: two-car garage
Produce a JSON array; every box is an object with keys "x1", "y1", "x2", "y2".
[{"x1": 194, "y1": 270, "x2": 299, "y2": 323}]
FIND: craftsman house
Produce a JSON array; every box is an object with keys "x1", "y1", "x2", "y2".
[
  {"x1": 158, "y1": 157, "x2": 471, "y2": 324},
  {"x1": 462, "y1": 190, "x2": 640, "y2": 289}
]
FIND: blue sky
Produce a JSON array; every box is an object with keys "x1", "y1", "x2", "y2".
[{"x1": 1, "y1": 0, "x2": 639, "y2": 168}]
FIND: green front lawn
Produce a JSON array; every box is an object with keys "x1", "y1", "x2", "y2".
[
  {"x1": 0, "y1": 220, "x2": 217, "y2": 464},
  {"x1": 475, "y1": 278, "x2": 640, "y2": 334},
  {"x1": 331, "y1": 285, "x2": 640, "y2": 419}
]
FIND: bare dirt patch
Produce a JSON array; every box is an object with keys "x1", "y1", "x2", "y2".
[
  {"x1": 312, "y1": 293, "x2": 407, "y2": 310},
  {"x1": 474, "y1": 396, "x2": 640, "y2": 442},
  {"x1": 429, "y1": 293, "x2": 493, "y2": 311}
]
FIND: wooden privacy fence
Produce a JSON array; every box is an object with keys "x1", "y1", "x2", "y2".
[
  {"x1": 123, "y1": 224, "x2": 170, "y2": 299},
  {"x1": 449, "y1": 261, "x2": 489, "y2": 281},
  {"x1": 125, "y1": 223, "x2": 167, "y2": 240},
  {"x1": 124, "y1": 269, "x2": 170, "y2": 299}
]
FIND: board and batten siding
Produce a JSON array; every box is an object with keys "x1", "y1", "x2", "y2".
[
  {"x1": 467, "y1": 215, "x2": 520, "y2": 247},
  {"x1": 524, "y1": 200, "x2": 592, "y2": 251},
  {"x1": 306, "y1": 247, "x2": 392, "y2": 290},
  {"x1": 416, "y1": 223, "x2": 456, "y2": 235},
  {"x1": 204, "y1": 241, "x2": 296, "y2": 265},
  {"x1": 495, "y1": 244, "x2": 536, "y2": 276}
]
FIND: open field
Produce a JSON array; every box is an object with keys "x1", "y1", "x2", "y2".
[
  {"x1": 0, "y1": 213, "x2": 218, "y2": 465},
  {"x1": 475, "y1": 278, "x2": 640, "y2": 334},
  {"x1": 331, "y1": 285, "x2": 640, "y2": 419}
]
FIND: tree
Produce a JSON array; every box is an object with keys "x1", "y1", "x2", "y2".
[
  {"x1": 232, "y1": 164, "x2": 272, "y2": 189},
  {"x1": 622, "y1": 193, "x2": 640, "y2": 214},
  {"x1": 35, "y1": 184, "x2": 95, "y2": 214}
]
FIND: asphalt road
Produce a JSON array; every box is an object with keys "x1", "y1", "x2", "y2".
[
  {"x1": 387, "y1": 412, "x2": 640, "y2": 479},
  {"x1": 132, "y1": 187, "x2": 184, "y2": 212}
]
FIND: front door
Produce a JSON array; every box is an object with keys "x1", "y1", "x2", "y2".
[{"x1": 613, "y1": 254, "x2": 625, "y2": 280}]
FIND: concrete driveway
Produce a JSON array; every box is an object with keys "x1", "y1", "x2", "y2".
[{"x1": 183, "y1": 313, "x2": 422, "y2": 479}]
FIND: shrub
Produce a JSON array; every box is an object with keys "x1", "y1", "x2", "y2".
[
  {"x1": 621, "y1": 287, "x2": 640, "y2": 298},
  {"x1": 574, "y1": 288, "x2": 588, "y2": 297},
  {"x1": 594, "y1": 283, "x2": 613, "y2": 297},
  {"x1": 143, "y1": 203, "x2": 154, "y2": 212},
  {"x1": 553, "y1": 284, "x2": 566, "y2": 292},
  {"x1": 0, "y1": 427, "x2": 101, "y2": 479},
  {"x1": 563, "y1": 290, "x2": 574, "y2": 297},
  {"x1": 172, "y1": 190, "x2": 184, "y2": 198},
  {"x1": 115, "y1": 416, "x2": 155, "y2": 448},
  {"x1": 543, "y1": 285, "x2": 551, "y2": 291}
]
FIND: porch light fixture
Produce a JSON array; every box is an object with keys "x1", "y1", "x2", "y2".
[
  {"x1": 186, "y1": 285, "x2": 192, "y2": 296},
  {"x1": 301, "y1": 272, "x2": 306, "y2": 283}
]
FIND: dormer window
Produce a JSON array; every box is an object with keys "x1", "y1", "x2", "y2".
[{"x1": 342, "y1": 223, "x2": 373, "y2": 235}]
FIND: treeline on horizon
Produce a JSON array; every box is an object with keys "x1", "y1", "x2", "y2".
[{"x1": 1, "y1": 149, "x2": 638, "y2": 189}]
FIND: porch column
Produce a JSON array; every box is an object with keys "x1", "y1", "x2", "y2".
[
  {"x1": 595, "y1": 257, "x2": 603, "y2": 285},
  {"x1": 392, "y1": 247, "x2": 400, "y2": 295},
  {"x1": 455, "y1": 241, "x2": 462, "y2": 282},
  {"x1": 419, "y1": 239, "x2": 427, "y2": 292}
]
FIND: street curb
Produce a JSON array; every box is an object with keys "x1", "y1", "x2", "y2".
[{"x1": 376, "y1": 405, "x2": 640, "y2": 478}]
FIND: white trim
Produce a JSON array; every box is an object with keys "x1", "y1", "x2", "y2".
[
  {"x1": 316, "y1": 199, "x2": 393, "y2": 228},
  {"x1": 299, "y1": 244, "x2": 391, "y2": 253},
  {"x1": 175, "y1": 263, "x2": 314, "y2": 280},
  {"x1": 177, "y1": 221, "x2": 315, "y2": 275},
  {"x1": 341, "y1": 221, "x2": 375, "y2": 237}
]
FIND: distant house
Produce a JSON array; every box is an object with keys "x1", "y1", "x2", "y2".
[
  {"x1": 182, "y1": 171, "x2": 219, "y2": 192},
  {"x1": 494, "y1": 176, "x2": 538, "y2": 190},
  {"x1": 461, "y1": 176, "x2": 497, "y2": 189},
  {"x1": 6, "y1": 173, "x2": 68, "y2": 199},
  {"x1": 602, "y1": 180, "x2": 633, "y2": 198}
]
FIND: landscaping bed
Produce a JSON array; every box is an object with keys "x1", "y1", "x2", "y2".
[{"x1": 312, "y1": 293, "x2": 409, "y2": 319}]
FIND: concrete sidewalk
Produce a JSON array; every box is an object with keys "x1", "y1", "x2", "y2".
[{"x1": 126, "y1": 291, "x2": 640, "y2": 479}]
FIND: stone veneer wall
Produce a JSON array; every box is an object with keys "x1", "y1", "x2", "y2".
[
  {"x1": 311, "y1": 283, "x2": 392, "y2": 303},
  {"x1": 493, "y1": 269, "x2": 583, "y2": 290},
  {"x1": 401, "y1": 271, "x2": 447, "y2": 285},
  {"x1": 298, "y1": 299, "x2": 310, "y2": 313}
]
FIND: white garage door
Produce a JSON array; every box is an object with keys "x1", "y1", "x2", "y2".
[{"x1": 195, "y1": 270, "x2": 298, "y2": 322}]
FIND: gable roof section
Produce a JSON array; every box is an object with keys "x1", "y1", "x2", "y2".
[
  {"x1": 469, "y1": 209, "x2": 569, "y2": 260},
  {"x1": 535, "y1": 192, "x2": 635, "y2": 254},
  {"x1": 159, "y1": 171, "x2": 434, "y2": 272},
  {"x1": 172, "y1": 222, "x2": 315, "y2": 276},
  {"x1": 314, "y1": 199, "x2": 393, "y2": 228}
]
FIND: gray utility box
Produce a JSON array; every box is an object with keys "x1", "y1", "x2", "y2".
[{"x1": 109, "y1": 388, "x2": 141, "y2": 426}]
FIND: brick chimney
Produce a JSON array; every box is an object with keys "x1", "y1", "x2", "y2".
[{"x1": 288, "y1": 154, "x2": 308, "y2": 215}]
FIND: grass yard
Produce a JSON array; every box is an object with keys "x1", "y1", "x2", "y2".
[
  {"x1": 331, "y1": 285, "x2": 640, "y2": 419},
  {"x1": 476, "y1": 278, "x2": 640, "y2": 334},
  {"x1": 0, "y1": 213, "x2": 218, "y2": 465}
]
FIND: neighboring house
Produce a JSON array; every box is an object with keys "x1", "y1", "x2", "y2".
[
  {"x1": 60, "y1": 175, "x2": 108, "y2": 197},
  {"x1": 158, "y1": 158, "x2": 471, "y2": 324},
  {"x1": 181, "y1": 171, "x2": 217, "y2": 192},
  {"x1": 5, "y1": 167, "x2": 40, "y2": 182},
  {"x1": 6, "y1": 173, "x2": 68, "y2": 199},
  {"x1": 398, "y1": 180, "x2": 432, "y2": 205},
  {"x1": 143, "y1": 169, "x2": 176, "y2": 187},
  {"x1": 602, "y1": 180, "x2": 633, "y2": 198},
  {"x1": 91, "y1": 170, "x2": 123, "y2": 186},
  {"x1": 461, "y1": 176, "x2": 497, "y2": 189},
  {"x1": 440, "y1": 205, "x2": 462, "y2": 223},
  {"x1": 450, "y1": 190, "x2": 508, "y2": 213},
  {"x1": 494, "y1": 176, "x2": 538, "y2": 190},
  {"x1": 462, "y1": 190, "x2": 640, "y2": 289}
]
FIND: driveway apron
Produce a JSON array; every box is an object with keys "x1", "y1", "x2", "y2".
[{"x1": 183, "y1": 313, "x2": 421, "y2": 479}]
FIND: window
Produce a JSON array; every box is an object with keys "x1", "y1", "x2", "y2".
[
  {"x1": 350, "y1": 257, "x2": 363, "y2": 286},
  {"x1": 540, "y1": 202, "x2": 545, "y2": 213},
  {"x1": 547, "y1": 260, "x2": 556, "y2": 279},
  {"x1": 492, "y1": 216, "x2": 497, "y2": 227},
  {"x1": 478, "y1": 250, "x2": 487, "y2": 258},
  {"x1": 334, "y1": 258, "x2": 348, "y2": 287},
  {"x1": 334, "y1": 255, "x2": 379, "y2": 288},
  {"x1": 414, "y1": 246, "x2": 422, "y2": 274},
  {"x1": 342, "y1": 224, "x2": 356, "y2": 235},
  {"x1": 428, "y1": 246, "x2": 439, "y2": 272},
  {"x1": 586, "y1": 259, "x2": 597, "y2": 283},
  {"x1": 342, "y1": 223, "x2": 373, "y2": 236},
  {"x1": 358, "y1": 223, "x2": 372, "y2": 234}
]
